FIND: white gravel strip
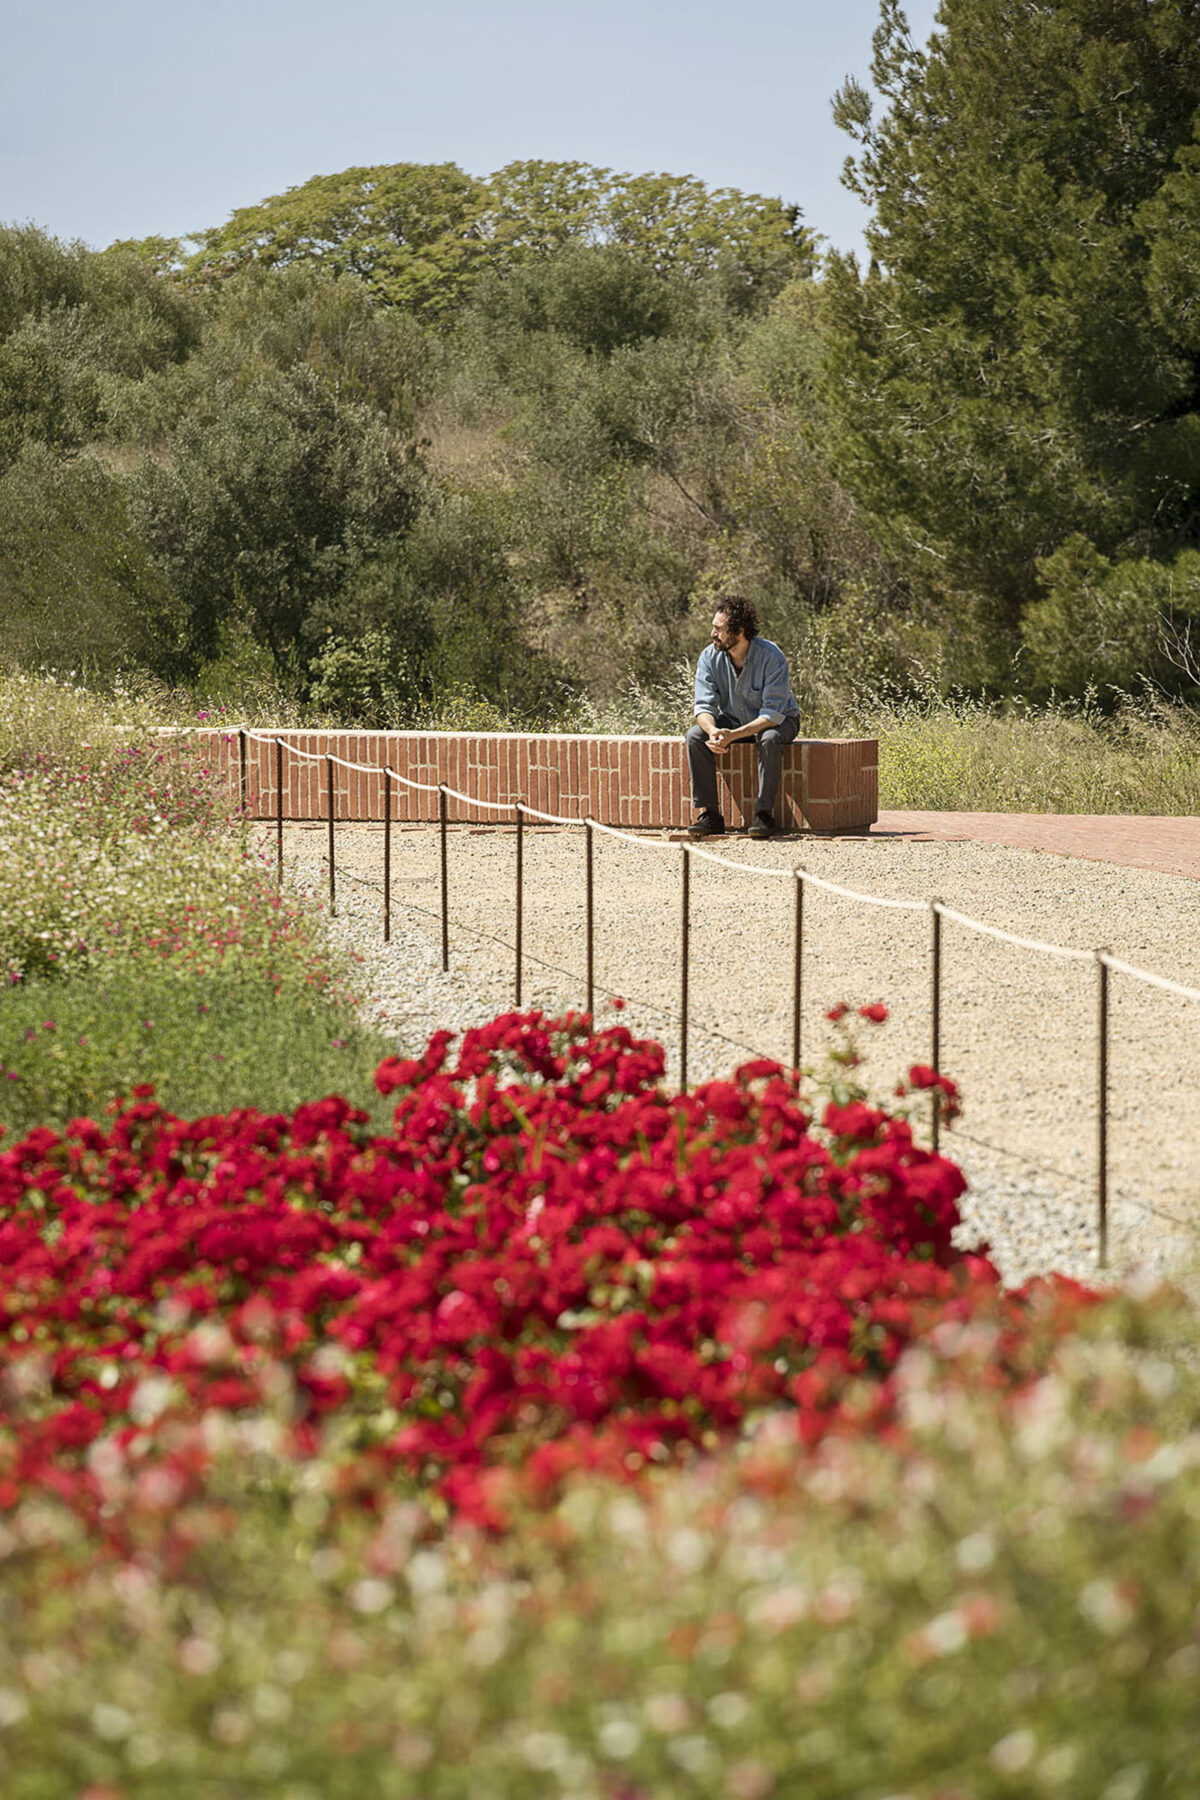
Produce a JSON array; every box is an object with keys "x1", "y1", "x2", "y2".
[{"x1": 272, "y1": 822, "x2": 1200, "y2": 1290}]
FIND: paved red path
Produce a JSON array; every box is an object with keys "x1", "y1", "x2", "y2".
[{"x1": 872, "y1": 812, "x2": 1200, "y2": 881}]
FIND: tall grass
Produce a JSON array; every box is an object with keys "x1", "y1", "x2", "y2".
[
  {"x1": 0, "y1": 671, "x2": 395, "y2": 1127},
  {"x1": 845, "y1": 685, "x2": 1200, "y2": 815}
]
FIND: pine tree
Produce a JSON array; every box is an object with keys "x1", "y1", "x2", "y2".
[{"x1": 826, "y1": 0, "x2": 1200, "y2": 673}]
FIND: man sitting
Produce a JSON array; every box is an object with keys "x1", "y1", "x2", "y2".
[{"x1": 686, "y1": 596, "x2": 800, "y2": 839}]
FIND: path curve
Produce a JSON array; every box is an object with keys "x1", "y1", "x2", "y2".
[{"x1": 873, "y1": 812, "x2": 1200, "y2": 882}]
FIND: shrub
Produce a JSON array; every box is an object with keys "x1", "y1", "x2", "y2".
[
  {"x1": 0, "y1": 960, "x2": 396, "y2": 1136},
  {"x1": 0, "y1": 1278, "x2": 1191, "y2": 1795},
  {"x1": 1024, "y1": 536, "x2": 1200, "y2": 693},
  {"x1": 0, "y1": 744, "x2": 333, "y2": 985},
  {"x1": 0, "y1": 1008, "x2": 1087, "y2": 1541}
]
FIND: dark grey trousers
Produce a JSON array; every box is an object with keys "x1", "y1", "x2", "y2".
[{"x1": 686, "y1": 714, "x2": 801, "y2": 819}]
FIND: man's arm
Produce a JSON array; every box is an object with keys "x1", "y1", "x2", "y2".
[
  {"x1": 693, "y1": 647, "x2": 724, "y2": 740},
  {"x1": 712, "y1": 714, "x2": 773, "y2": 746},
  {"x1": 756, "y1": 644, "x2": 794, "y2": 728}
]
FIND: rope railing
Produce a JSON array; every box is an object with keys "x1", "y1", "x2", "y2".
[
  {"x1": 1097, "y1": 952, "x2": 1200, "y2": 1005},
  {"x1": 935, "y1": 903, "x2": 1094, "y2": 961},
  {"x1": 231, "y1": 726, "x2": 1198, "y2": 1270}
]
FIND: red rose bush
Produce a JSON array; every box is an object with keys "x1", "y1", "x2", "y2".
[{"x1": 0, "y1": 1008, "x2": 1091, "y2": 1535}]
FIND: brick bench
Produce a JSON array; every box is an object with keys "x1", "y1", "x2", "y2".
[{"x1": 182, "y1": 730, "x2": 878, "y2": 833}]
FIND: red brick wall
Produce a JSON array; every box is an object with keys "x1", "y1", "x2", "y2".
[{"x1": 179, "y1": 730, "x2": 878, "y2": 833}]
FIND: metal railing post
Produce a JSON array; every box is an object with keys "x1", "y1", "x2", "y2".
[
  {"x1": 931, "y1": 899, "x2": 943, "y2": 1152},
  {"x1": 515, "y1": 804, "x2": 524, "y2": 1007},
  {"x1": 1097, "y1": 950, "x2": 1110, "y2": 1269},
  {"x1": 585, "y1": 819, "x2": 595, "y2": 1017},
  {"x1": 791, "y1": 871, "x2": 804, "y2": 1073},
  {"x1": 326, "y1": 755, "x2": 336, "y2": 916},
  {"x1": 275, "y1": 738, "x2": 284, "y2": 887},
  {"x1": 439, "y1": 785, "x2": 449, "y2": 972},
  {"x1": 383, "y1": 769, "x2": 392, "y2": 944},
  {"x1": 680, "y1": 844, "x2": 691, "y2": 1090}
]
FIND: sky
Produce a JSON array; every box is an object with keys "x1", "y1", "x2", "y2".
[{"x1": 0, "y1": 0, "x2": 940, "y2": 262}]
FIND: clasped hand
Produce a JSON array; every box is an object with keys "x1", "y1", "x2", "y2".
[{"x1": 707, "y1": 726, "x2": 734, "y2": 753}]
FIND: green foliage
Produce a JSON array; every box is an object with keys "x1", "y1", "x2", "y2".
[
  {"x1": 1023, "y1": 538, "x2": 1200, "y2": 693},
  {"x1": 0, "y1": 174, "x2": 829, "y2": 710},
  {"x1": 474, "y1": 243, "x2": 680, "y2": 357},
  {"x1": 735, "y1": 277, "x2": 826, "y2": 410},
  {"x1": 0, "y1": 669, "x2": 174, "y2": 769},
  {"x1": 0, "y1": 305, "x2": 103, "y2": 469},
  {"x1": 13, "y1": 72, "x2": 1200, "y2": 713},
  {"x1": 826, "y1": 0, "x2": 1200, "y2": 627},
  {"x1": 0, "y1": 223, "x2": 88, "y2": 338},
  {"x1": 848, "y1": 683, "x2": 1200, "y2": 814},
  {"x1": 130, "y1": 361, "x2": 424, "y2": 673},
  {"x1": 0, "y1": 229, "x2": 201, "y2": 461},
  {"x1": 0, "y1": 672, "x2": 390, "y2": 1132},
  {"x1": 200, "y1": 261, "x2": 431, "y2": 427},
  {"x1": 310, "y1": 492, "x2": 559, "y2": 720},
  {"x1": 191, "y1": 161, "x2": 490, "y2": 316},
  {"x1": 0, "y1": 446, "x2": 186, "y2": 677},
  {"x1": 0, "y1": 961, "x2": 395, "y2": 1136},
  {"x1": 603, "y1": 168, "x2": 813, "y2": 307},
  {"x1": 482, "y1": 158, "x2": 614, "y2": 262},
  {"x1": 192, "y1": 159, "x2": 814, "y2": 320},
  {"x1": 1, "y1": 1286, "x2": 1198, "y2": 1793},
  {"x1": 305, "y1": 625, "x2": 428, "y2": 725}
]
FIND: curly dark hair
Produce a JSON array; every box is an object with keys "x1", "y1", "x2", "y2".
[{"x1": 715, "y1": 595, "x2": 760, "y2": 641}]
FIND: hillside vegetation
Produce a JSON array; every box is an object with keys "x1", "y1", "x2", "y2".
[{"x1": 2, "y1": 2, "x2": 1199, "y2": 765}]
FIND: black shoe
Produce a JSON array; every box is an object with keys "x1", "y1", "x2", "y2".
[
  {"x1": 688, "y1": 810, "x2": 725, "y2": 838},
  {"x1": 747, "y1": 812, "x2": 776, "y2": 840}
]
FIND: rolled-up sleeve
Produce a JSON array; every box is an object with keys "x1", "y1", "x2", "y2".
[
  {"x1": 757, "y1": 644, "x2": 792, "y2": 726},
  {"x1": 693, "y1": 646, "x2": 721, "y2": 718}
]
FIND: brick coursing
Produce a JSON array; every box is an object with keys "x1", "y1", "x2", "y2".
[{"x1": 181, "y1": 731, "x2": 879, "y2": 833}]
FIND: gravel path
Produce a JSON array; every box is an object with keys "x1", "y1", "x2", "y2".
[{"x1": 269, "y1": 821, "x2": 1200, "y2": 1289}]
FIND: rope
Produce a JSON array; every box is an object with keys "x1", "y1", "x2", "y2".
[
  {"x1": 935, "y1": 903, "x2": 1095, "y2": 962},
  {"x1": 438, "y1": 782, "x2": 522, "y2": 815},
  {"x1": 683, "y1": 843, "x2": 924, "y2": 911},
  {"x1": 522, "y1": 801, "x2": 586, "y2": 828},
  {"x1": 288, "y1": 842, "x2": 1199, "y2": 1238},
  {"x1": 586, "y1": 817, "x2": 688, "y2": 854},
  {"x1": 1099, "y1": 953, "x2": 1200, "y2": 1005}
]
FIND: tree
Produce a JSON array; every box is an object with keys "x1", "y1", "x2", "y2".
[
  {"x1": 1023, "y1": 536, "x2": 1200, "y2": 691},
  {"x1": 130, "y1": 363, "x2": 423, "y2": 673},
  {"x1": 0, "y1": 225, "x2": 87, "y2": 341},
  {"x1": 191, "y1": 160, "x2": 816, "y2": 321},
  {"x1": 604, "y1": 171, "x2": 814, "y2": 309},
  {"x1": 0, "y1": 444, "x2": 185, "y2": 676},
  {"x1": 309, "y1": 491, "x2": 559, "y2": 719},
  {"x1": 826, "y1": 0, "x2": 1200, "y2": 641},
  {"x1": 480, "y1": 160, "x2": 612, "y2": 265},
  {"x1": 473, "y1": 243, "x2": 680, "y2": 358},
  {"x1": 200, "y1": 262, "x2": 430, "y2": 429},
  {"x1": 0, "y1": 308, "x2": 103, "y2": 472},
  {"x1": 190, "y1": 164, "x2": 489, "y2": 317}
]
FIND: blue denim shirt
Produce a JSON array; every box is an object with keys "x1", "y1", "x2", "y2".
[{"x1": 693, "y1": 638, "x2": 799, "y2": 729}]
